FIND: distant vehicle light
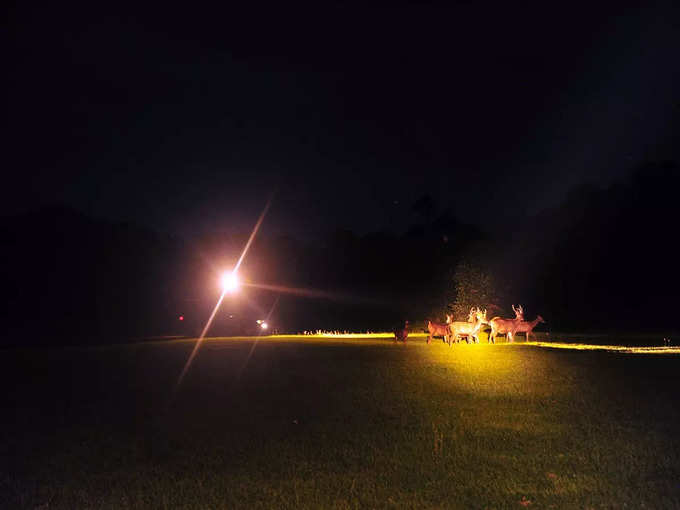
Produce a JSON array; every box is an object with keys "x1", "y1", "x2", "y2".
[
  {"x1": 221, "y1": 271, "x2": 239, "y2": 293},
  {"x1": 260, "y1": 322, "x2": 268, "y2": 330},
  {"x1": 179, "y1": 315, "x2": 184, "y2": 321}
]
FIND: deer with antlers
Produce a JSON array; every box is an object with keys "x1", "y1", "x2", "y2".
[
  {"x1": 487, "y1": 304, "x2": 524, "y2": 344},
  {"x1": 447, "y1": 307, "x2": 488, "y2": 345},
  {"x1": 514, "y1": 314, "x2": 546, "y2": 342},
  {"x1": 427, "y1": 317, "x2": 450, "y2": 344}
]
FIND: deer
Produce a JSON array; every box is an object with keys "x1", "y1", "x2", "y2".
[
  {"x1": 514, "y1": 314, "x2": 545, "y2": 342},
  {"x1": 427, "y1": 316, "x2": 450, "y2": 344},
  {"x1": 447, "y1": 307, "x2": 488, "y2": 345},
  {"x1": 487, "y1": 304, "x2": 524, "y2": 344},
  {"x1": 394, "y1": 320, "x2": 409, "y2": 343},
  {"x1": 442, "y1": 309, "x2": 472, "y2": 345}
]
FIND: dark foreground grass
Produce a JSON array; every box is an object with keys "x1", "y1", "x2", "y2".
[{"x1": 1, "y1": 336, "x2": 679, "y2": 509}]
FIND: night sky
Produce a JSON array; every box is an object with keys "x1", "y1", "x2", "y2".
[{"x1": 6, "y1": 3, "x2": 680, "y2": 238}]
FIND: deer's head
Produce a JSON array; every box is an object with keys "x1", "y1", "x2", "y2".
[
  {"x1": 467, "y1": 307, "x2": 476, "y2": 322},
  {"x1": 512, "y1": 304, "x2": 524, "y2": 320}
]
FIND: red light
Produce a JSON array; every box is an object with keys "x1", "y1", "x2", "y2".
[{"x1": 179, "y1": 315, "x2": 184, "y2": 321}]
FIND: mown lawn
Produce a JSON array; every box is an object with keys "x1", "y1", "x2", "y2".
[{"x1": 1, "y1": 336, "x2": 679, "y2": 508}]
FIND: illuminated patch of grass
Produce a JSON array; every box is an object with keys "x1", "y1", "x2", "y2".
[{"x1": 1, "y1": 337, "x2": 679, "y2": 508}]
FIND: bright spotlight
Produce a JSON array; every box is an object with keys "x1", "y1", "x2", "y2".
[
  {"x1": 260, "y1": 322, "x2": 268, "y2": 330},
  {"x1": 221, "y1": 271, "x2": 239, "y2": 293}
]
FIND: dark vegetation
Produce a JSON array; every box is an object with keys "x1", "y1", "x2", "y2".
[
  {"x1": 1, "y1": 161, "x2": 678, "y2": 345},
  {"x1": 504, "y1": 161, "x2": 680, "y2": 331}
]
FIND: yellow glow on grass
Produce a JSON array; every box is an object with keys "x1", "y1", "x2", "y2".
[
  {"x1": 318, "y1": 332, "x2": 399, "y2": 338},
  {"x1": 168, "y1": 332, "x2": 680, "y2": 358},
  {"x1": 413, "y1": 340, "x2": 554, "y2": 398},
  {"x1": 183, "y1": 334, "x2": 679, "y2": 355},
  {"x1": 526, "y1": 341, "x2": 680, "y2": 354}
]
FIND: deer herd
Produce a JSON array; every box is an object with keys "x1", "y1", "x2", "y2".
[{"x1": 418, "y1": 304, "x2": 545, "y2": 345}]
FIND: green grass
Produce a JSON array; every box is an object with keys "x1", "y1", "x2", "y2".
[{"x1": 1, "y1": 336, "x2": 679, "y2": 508}]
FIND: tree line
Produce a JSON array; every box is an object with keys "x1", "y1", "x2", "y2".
[{"x1": 0, "y1": 161, "x2": 677, "y2": 345}]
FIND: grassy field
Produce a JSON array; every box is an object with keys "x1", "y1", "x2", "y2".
[{"x1": 2, "y1": 335, "x2": 679, "y2": 509}]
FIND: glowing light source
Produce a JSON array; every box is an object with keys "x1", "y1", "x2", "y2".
[
  {"x1": 260, "y1": 321, "x2": 268, "y2": 330},
  {"x1": 179, "y1": 315, "x2": 184, "y2": 321},
  {"x1": 221, "y1": 271, "x2": 239, "y2": 293},
  {"x1": 173, "y1": 196, "x2": 273, "y2": 397}
]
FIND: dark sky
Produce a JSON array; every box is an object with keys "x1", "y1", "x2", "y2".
[{"x1": 5, "y1": 2, "x2": 679, "y2": 238}]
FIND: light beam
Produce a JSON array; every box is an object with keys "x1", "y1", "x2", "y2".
[
  {"x1": 173, "y1": 196, "x2": 273, "y2": 394},
  {"x1": 173, "y1": 288, "x2": 227, "y2": 393}
]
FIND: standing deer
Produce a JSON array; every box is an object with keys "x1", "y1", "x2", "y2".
[
  {"x1": 394, "y1": 321, "x2": 409, "y2": 343},
  {"x1": 487, "y1": 304, "x2": 524, "y2": 344},
  {"x1": 514, "y1": 315, "x2": 545, "y2": 342},
  {"x1": 448, "y1": 307, "x2": 488, "y2": 345},
  {"x1": 443, "y1": 308, "x2": 474, "y2": 345},
  {"x1": 427, "y1": 316, "x2": 451, "y2": 344}
]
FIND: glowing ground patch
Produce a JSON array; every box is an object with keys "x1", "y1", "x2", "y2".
[{"x1": 525, "y1": 341, "x2": 680, "y2": 354}]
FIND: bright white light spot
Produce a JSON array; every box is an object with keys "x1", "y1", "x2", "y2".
[
  {"x1": 221, "y1": 271, "x2": 239, "y2": 293},
  {"x1": 260, "y1": 322, "x2": 268, "y2": 330}
]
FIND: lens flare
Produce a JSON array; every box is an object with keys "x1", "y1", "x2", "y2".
[
  {"x1": 172, "y1": 195, "x2": 273, "y2": 396},
  {"x1": 174, "y1": 289, "x2": 227, "y2": 393}
]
